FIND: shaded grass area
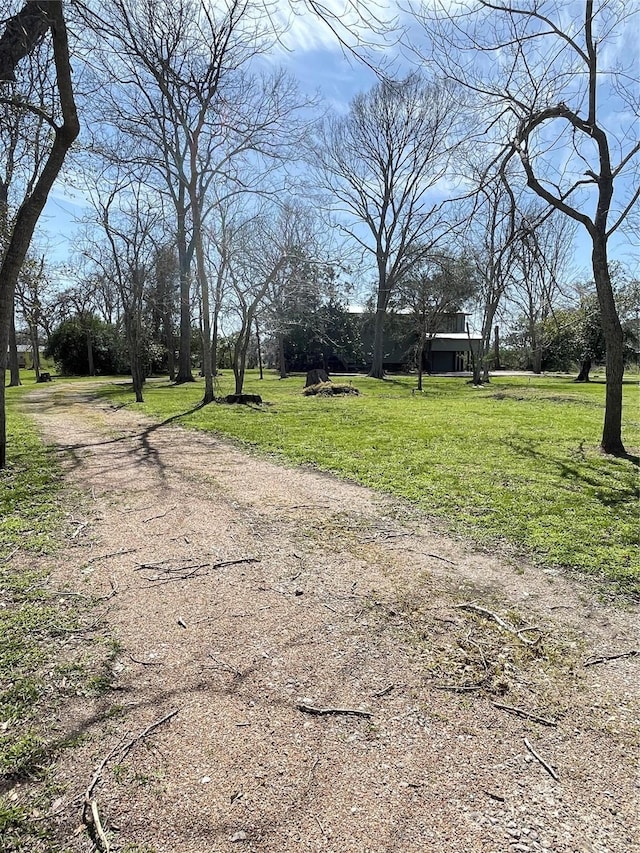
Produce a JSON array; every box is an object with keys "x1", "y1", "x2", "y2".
[
  {"x1": 96, "y1": 371, "x2": 640, "y2": 595},
  {"x1": 0, "y1": 379, "x2": 101, "y2": 851}
]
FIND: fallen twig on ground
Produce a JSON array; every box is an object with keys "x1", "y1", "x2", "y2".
[
  {"x1": 296, "y1": 703, "x2": 372, "y2": 718},
  {"x1": 70, "y1": 517, "x2": 89, "y2": 538},
  {"x1": 139, "y1": 557, "x2": 259, "y2": 584},
  {"x1": 86, "y1": 548, "x2": 138, "y2": 565},
  {"x1": 464, "y1": 630, "x2": 488, "y2": 671},
  {"x1": 425, "y1": 553, "x2": 455, "y2": 564},
  {"x1": 492, "y1": 701, "x2": 557, "y2": 727},
  {"x1": 584, "y1": 649, "x2": 638, "y2": 666},
  {"x1": 129, "y1": 654, "x2": 164, "y2": 666},
  {"x1": 524, "y1": 737, "x2": 559, "y2": 781},
  {"x1": 207, "y1": 654, "x2": 243, "y2": 677},
  {"x1": 96, "y1": 578, "x2": 119, "y2": 601},
  {"x1": 82, "y1": 707, "x2": 179, "y2": 849},
  {"x1": 483, "y1": 790, "x2": 505, "y2": 802},
  {"x1": 143, "y1": 505, "x2": 178, "y2": 522},
  {"x1": 431, "y1": 684, "x2": 483, "y2": 692},
  {"x1": 371, "y1": 684, "x2": 395, "y2": 698},
  {"x1": 454, "y1": 603, "x2": 542, "y2": 646},
  {"x1": 285, "y1": 504, "x2": 332, "y2": 510},
  {"x1": 85, "y1": 799, "x2": 110, "y2": 852}
]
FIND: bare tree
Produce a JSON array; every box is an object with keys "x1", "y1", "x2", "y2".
[
  {"x1": 15, "y1": 253, "x2": 48, "y2": 380},
  {"x1": 148, "y1": 245, "x2": 179, "y2": 380},
  {"x1": 80, "y1": 0, "x2": 312, "y2": 403},
  {"x1": 82, "y1": 172, "x2": 161, "y2": 402},
  {"x1": 464, "y1": 174, "x2": 526, "y2": 384},
  {"x1": 260, "y1": 201, "x2": 335, "y2": 380},
  {"x1": 223, "y1": 202, "x2": 326, "y2": 397},
  {"x1": 508, "y1": 211, "x2": 575, "y2": 374},
  {"x1": 412, "y1": 0, "x2": 640, "y2": 454},
  {"x1": 313, "y1": 72, "x2": 459, "y2": 378},
  {"x1": 0, "y1": 1, "x2": 79, "y2": 467},
  {"x1": 397, "y1": 253, "x2": 478, "y2": 390}
]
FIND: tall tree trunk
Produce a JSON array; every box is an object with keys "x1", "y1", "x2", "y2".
[
  {"x1": 592, "y1": 234, "x2": 624, "y2": 455},
  {"x1": 233, "y1": 328, "x2": 249, "y2": 396},
  {"x1": 125, "y1": 317, "x2": 144, "y2": 403},
  {"x1": 278, "y1": 332, "x2": 287, "y2": 379},
  {"x1": 164, "y1": 311, "x2": 175, "y2": 381},
  {"x1": 255, "y1": 318, "x2": 263, "y2": 380},
  {"x1": 86, "y1": 329, "x2": 95, "y2": 376},
  {"x1": 479, "y1": 300, "x2": 500, "y2": 383},
  {"x1": 416, "y1": 329, "x2": 425, "y2": 391},
  {"x1": 30, "y1": 325, "x2": 40, "y2": 379},
  {"x1": 191, "y1": 195, "x2": 214, "y2": 404},
  {"x1": 175, "y1": 211, "x2": 194, "y2": 384},
  {"x1": 493, "y1": 325, "x2": 500, "y2": 370},
  {"x1": 529, "y1": 317, "x2": 542, "y2": 374},
  {"x1": 8, "y1": 310, "x2": 20, "y2": 386},
  {"x1": 467, "y1": 322, "x2": 482, "y2": 385},
  {"x1": 369, "y1": 307, "x2": 386, "y2": 379}
]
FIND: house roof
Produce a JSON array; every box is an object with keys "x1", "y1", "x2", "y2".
[{"x1": 430, "y1": 332, "x2": 482, "y2": 341}]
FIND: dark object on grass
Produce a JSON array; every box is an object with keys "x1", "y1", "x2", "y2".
[
  {"x1": 224, "y1": 393, "x2": 262, "y2": 405},
  {"x1": 37, "y1": 372, "x2": 52, "y2": 383},
  {"x1": 305, "y1": 368, "x2": 329, "y2": 387},
  {"x1": 303, "y1": 381, "x2": 359, "y2": 397}
]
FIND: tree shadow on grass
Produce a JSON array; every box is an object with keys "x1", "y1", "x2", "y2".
[{"x1": 506, "y1": 437, "x2": 639, "y2": 508}]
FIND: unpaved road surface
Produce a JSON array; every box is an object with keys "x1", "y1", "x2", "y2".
[{"x1": 18, "y1": 382, "x2": 640, "y2": 852}]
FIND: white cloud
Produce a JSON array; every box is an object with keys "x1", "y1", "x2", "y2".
[{"x1": 275, "y1": 1, "x2": 400, "y2": 55}]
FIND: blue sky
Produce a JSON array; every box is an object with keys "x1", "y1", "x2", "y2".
[{"x1": 37, "y1": 1, "x2": 638, "y2": 285}]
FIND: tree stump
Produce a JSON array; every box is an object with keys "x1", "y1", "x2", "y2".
[
  {"x1": 224, "y1": 393, "x2": 262, "y2": 405},
  {"x1": 37, "y1": 372, "x2": 52, "y2": 383},
  {"x1": 305, "y1": 368, "x2": 329, "y2": 387}
]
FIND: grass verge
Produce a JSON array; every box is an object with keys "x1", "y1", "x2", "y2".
[
  {"x1": 96, "y1": 370, "x2": 639, "y2": 597},
  {"x1": 1, "y1": 379, "x2": 100, "y2": 851}
]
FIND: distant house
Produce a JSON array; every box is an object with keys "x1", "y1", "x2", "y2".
[
  {"x1": 359, "y1": 311, "x2": 482, "y2": 373},
  {"x1": 279, "y1": 309, "x2": 483, "y2": 374},
  {"x1": 11, "y1": 344, "x2": 43, "y2": 369},
  {"x1": 16, "y1": 344, "x2": 31, "y2": 369}
]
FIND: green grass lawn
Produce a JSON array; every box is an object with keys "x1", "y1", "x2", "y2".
[{"x1": 93, "y1": 370, "x2": 640, "y2": 597}]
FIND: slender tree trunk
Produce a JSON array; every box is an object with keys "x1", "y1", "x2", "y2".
[
  {"x1": 369, "y1": 306, "x2": 386, "y2": 379},
  {"x1": 193, "y1": 226, "x2": 214, "y2": 403},
  {"x1": 416, "y1": 329, "x2": 425, "y2": 391},
  {"x1": 164, "y1": 312, "x2": 175, "y2": 381},
  {"x1": 255, "y1": 318, "x2": 263, "y2": 380},
  {"x1": 529, "y1": 318, "x2": 542, "y2": 374},
  {"x1": 125, "y1": 317, "x2": 144, "y2": 403},
  {"x1": 8, "y1": 310, "x2": 20, "y2": 386},
  {"x1": 467, "y1": 322, "x2": 482, "y2": 385},
  {"x1": 278, "y1": 332, "x2": 287, "y2": 379},
  {"x1": 86, "y1": 330, "x2": 95, "y2": 376},
  {"x1": 493, "y1": 325, "x2": 500, "y2": 370},
  {"x1": 175, "y1": 212, "x2": 194, "y2": 384},
  {"x1": 592, "y1": 234, "x2": 625, "y2": 455},
  {"x1": 233, "y1": 330, "x2": 248, "y2": 396},
  {"x1": 31, "y1": 325, "x2": 40, "y2": 379},
  {"x1": 479, "y1": 300, "x2": 500, "y2": 383}
]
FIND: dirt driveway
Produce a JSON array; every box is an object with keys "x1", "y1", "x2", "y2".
[{"x1": 19, "y1": 381, "x2": 640, "y2": 853}]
